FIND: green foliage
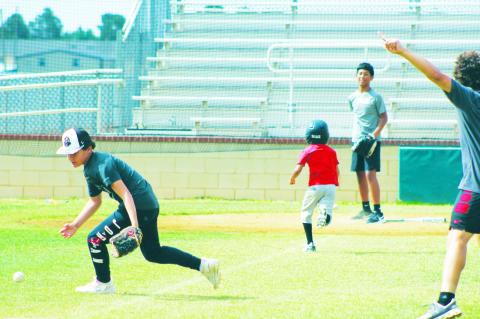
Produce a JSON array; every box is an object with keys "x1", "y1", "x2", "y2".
[
  {"x1": 28, "y1": 8, "x2": 63, "y2": 39},
  {"x1": 63, "y1": 27, "x2": 98, "y2": 40},
  {"x1": 0, "y1": 9, "x2": 125, "y2": 41},
  {"x1": 99, "y1": 14, "x2": 126, "y2": 41},
  {"x1": 0, "y1": 13, "x2": 30, "y2": 39}
]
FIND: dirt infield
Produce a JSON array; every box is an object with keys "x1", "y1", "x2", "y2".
[
  {"x1": 18, "y1": 200, "x2": 451, "y2": 237},
  {"x1": 157, "y1": 212, "x2": 450, "y2": 236}
]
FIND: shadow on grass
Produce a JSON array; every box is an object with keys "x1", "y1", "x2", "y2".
[{"x1": 120, "y1": 292, "x2": 255, "y2": 301}]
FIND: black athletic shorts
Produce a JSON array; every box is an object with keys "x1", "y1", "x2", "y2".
[
  {"x1": 450, "y1": 189, "x2": 480, "y2": 234},
  {"x1": 351, "y1": 141, "x2": 381, "y2": 172}
]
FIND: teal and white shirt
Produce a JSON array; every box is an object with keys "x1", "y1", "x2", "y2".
[{"x1": 348, "y1": 88, "x2": 386, "y2": 142}]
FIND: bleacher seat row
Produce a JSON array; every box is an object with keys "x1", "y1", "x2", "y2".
[{"x1": 129, "y1": 0, "x2": 480, "y2": 139}]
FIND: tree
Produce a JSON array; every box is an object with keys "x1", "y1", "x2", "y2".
[
  {"x1": 1, "y1": 13, "x2": 30, "y2": 39},
  {"x1": 63, "y1": 27, "x2": 97, "y2": 40},
  {"x1": 98, "y1": 14, "x2": 125, "y2": 41},
  {"x1": 28, "y1": 8, "x2": 63, "y2": 39}
]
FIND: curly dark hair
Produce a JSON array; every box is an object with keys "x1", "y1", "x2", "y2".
[{"x1": 453, "y1": 51, "x2": 480, "y2": 91}]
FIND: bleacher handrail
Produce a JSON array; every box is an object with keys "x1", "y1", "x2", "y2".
[
  {"x1": 170, "y1": 0, "x2": 478, "y2": 7},
  {"x1": 147, "y1": 56, "x2": 454, "y2": 66},
  {"x1": 0, "y1": 79, "x2": 124, "y2": 92},
  {"x1": 122, "y1": 0, "x2": 144, "y2": 42},
  {"x1": 133, "y1": 95, "x2": 266, "y2": 102},
  {"x1": 164, "y1": 18, "x2": 480, "y2": 27},
  {"x1": 170, "y1": 0, "x2": 480, "y2": 14},
  {"x1": 155, "y1": 37, "x2": 480, "y2": 45},
  {"x1": 0, "y1": 108, "x2": 98, "y2": 118},
  {"x1": 155, "y1": 37, "x2": 295, "y2": 44},
  {"x1": 389, "y1": 97, "x2": 449, "y2": 103},
  {"x1": 139, "y1": 75, "x2": 431, "y2": 84},
  {"x1": 266, "y1": 39, "x2": 480, "y2": 74},
  {"x1": 0, "y1": 69, "x2": 123, "y2": 80},
  {"x1": 267, "y1": 41, "x2": 391, "y2": 74}
]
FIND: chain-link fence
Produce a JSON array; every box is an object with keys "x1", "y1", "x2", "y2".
[{"x1": 2, "y1": 0, "x2": 480, "y2": 143}]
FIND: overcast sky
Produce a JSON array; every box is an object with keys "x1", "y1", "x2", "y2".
[{"x1": 1, "y1": 0, "x2": 137, "y2": 35}]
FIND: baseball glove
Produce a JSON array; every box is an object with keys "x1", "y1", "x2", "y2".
[
  {"x1": 352, "y1": 134, "x2": 378, "y2": 158},
  {"x1": 109, "y1": 226, "x2": 143, "y2": 258}
]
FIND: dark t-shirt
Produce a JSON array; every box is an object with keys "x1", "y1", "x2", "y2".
[
  {"x1": 445, "y1": 79, "x2": 480, "y2": 193},
  {"x1": 84, "y1": 152, "x2": 159, "y2": 210}
]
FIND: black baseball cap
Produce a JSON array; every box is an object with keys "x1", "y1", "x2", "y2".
[{"x1": 56, "y1": 128, "x2": 96, "y2": 155}]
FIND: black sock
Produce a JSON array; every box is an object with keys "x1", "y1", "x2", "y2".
[
  {"x1": 362, "y1": 201, "x2": 371, "y2": 212},
  {"x1": 438, "y1": 292, "x2": 455, "y2": 306},
  {"x1": 303, "y1": 223, "x2": 313, "y2": 244},
  {"x1": 373, "y1": 204, "x2": 382, "y2": 213}
]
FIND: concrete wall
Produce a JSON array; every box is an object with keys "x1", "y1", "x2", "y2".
[{"x1": 0, "y1": 141, "x2": 398, "y2": 202}]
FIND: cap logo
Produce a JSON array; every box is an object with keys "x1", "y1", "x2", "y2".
[{"x1": 63, "y1": 136, "x2": 71, "y2": 147}]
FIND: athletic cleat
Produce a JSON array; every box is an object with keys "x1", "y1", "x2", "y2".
[
  {"x1": 303, "y1": 242, "x2": 316, "y2": 252},
  {"x1": 200, "y1": 258, "x2": 221, "y2": 289},
  {"x1": 417, "y1": 299, "x2": 462, "y2": 319},
  {"x1": 352, "y1": 209, "x2": 372, "y2": 220},
  {"x1": 317, "y1": 213, "x2": 332, "y2": 228},
  {"x1": 75, "y1": 278, "x2": 115, "y2": 294},
  {"x1": 366, "y1": 211, "x2": 385, "y2": 224}
]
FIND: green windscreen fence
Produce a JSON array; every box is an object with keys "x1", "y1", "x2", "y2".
[{"x1": 399, "y1": 147, "x2": 462, "y2": 204}]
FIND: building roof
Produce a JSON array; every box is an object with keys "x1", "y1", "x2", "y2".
[
  {"x1": 0, "y1": 39, "x2": 116, "y2": 60},
  {"x1": 16, "y1": 48, "x2": 115, "y2": 61}
]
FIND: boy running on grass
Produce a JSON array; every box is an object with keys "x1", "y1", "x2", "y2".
[{"x1": 290, "y1": 120, "x2": 340, "y2": 252}]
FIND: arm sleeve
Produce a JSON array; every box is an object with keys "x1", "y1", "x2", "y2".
[
  {"x1": 347, "y1": 96, "x2": 353, "y2": 111},
  {"x1": 376, "y1": 94, "x2": 387, "y2": 115},
  {"x1": 445, "y1": 79, "x2": 480, "y2": 112},
  {"x1": 298, "y1": 149, "x2": 309, "y2": 165},
  {"x1": 87, "y1": 180, "x2": 102, "y2": 197}
]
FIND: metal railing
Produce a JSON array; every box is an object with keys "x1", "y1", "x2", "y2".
[
  {"x1": 265, "y1": 39, "x2": 480, "y2": 128},
  {"x1": 0, "y1": 69, "x2": 123, "y2": 134},
  {"x1": 122, "y1": 0, "x2": 144, "y2": 42},
  {"x1": 170, "y1": 0, "x2": 480, "y2": 15}
]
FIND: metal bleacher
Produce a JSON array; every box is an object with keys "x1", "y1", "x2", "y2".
[{"x1": 128, "y1": 0, "x2": 480, "y2": 140}]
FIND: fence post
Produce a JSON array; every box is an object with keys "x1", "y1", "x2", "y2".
[{"x1": 97, "y1": 84, "x2": 102, "y2": 133}]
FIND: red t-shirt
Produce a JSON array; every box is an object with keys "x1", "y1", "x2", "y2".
[{"x1": 298, "y1": 144, "x2": 339, "y2": 186}]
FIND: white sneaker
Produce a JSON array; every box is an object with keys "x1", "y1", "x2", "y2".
[
  {"x1": 75, "y1": 278, "x2": 115, "y2": 294},
  {"x1": 303, "y1": 242, "x2": 316, "y2": 252},
  {"x1": 200, "y1": 258, "x2": 221, "y2": 289},
  {"x1": 317, "y1": 213, "x2": 332, "y2": 228}
]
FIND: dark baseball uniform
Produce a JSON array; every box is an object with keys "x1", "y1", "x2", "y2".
[{"x1": 84, "y1": 152, "x2": 200, "y2": 282}]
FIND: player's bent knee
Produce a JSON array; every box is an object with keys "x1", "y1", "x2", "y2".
[
  {"x1": 301, "y1": 211, "x2": 313, "y2": 224},
  {"x1": 87, "y1": 227, "x2": 109, "y2": 245},
  {"x1": 87, "y1": 233, "x2": 107, "y2": 247},
  {"x1": 140, "y1": 245, "x2": 163, "y2": 262}
]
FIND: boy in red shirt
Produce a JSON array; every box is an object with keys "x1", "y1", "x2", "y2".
[{"x1": 290, "y1": 120, "x2": 340, "y2": 252}]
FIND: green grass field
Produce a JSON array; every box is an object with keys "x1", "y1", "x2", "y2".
[{"x1": 1, "y1": 198, "x2": 479, "y2": 319}]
